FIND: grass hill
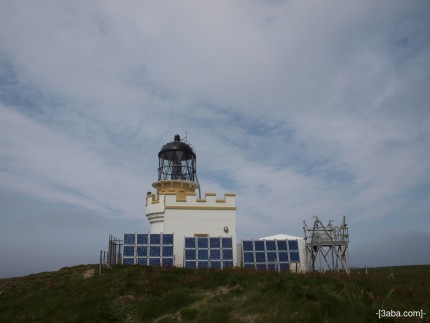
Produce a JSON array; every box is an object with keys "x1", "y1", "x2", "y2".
[{"x1": 0, "y1": 264, "x2": 428, "y2": 322}]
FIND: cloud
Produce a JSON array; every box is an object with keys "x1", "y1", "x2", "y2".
[{"x1": 0, "y1": 0, "x2": 429, "y2": 276}]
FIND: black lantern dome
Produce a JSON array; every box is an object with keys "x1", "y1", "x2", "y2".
[{"x1": 157, "y1": 134, "x2": 198, "y2": 182}]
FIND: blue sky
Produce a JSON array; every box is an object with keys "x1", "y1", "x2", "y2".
[{"x1": 1, "y1": 0, "x2": 429, "y2": 278}]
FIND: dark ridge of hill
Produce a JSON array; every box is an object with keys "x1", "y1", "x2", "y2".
[{"x1": 0, "y1": 264, "x2": 429, "y2": 322}]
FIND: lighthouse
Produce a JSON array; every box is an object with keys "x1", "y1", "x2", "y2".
[
  {"x1": 109, "y1": 134, "x2": 311, "y2": 272},
  {"x1": 145, "y1": 134, "x2": 237, "y2": 268}
]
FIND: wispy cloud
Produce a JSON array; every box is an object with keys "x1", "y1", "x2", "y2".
[{"x1": 0, "y1": 0, "x2": 429, "y2": 277}]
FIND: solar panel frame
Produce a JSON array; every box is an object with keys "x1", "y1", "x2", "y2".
[
  {"x1": 184, "y1": 236, "x2": 233, "y2": 270},
  {"x1": 241, "y1": 239, "x2": 300, "y2": 272},
  {"x1": 123, "y1": 232, "x2": 174, "y2": 267}
]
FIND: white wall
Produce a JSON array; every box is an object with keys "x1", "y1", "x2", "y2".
[{"x1": 146, "y1": 192, "x2": 237, "y2": 266}]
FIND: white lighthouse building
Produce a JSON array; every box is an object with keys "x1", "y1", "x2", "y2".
[
  {"x1": 145, "y1": 134, "x2": 237, "y2": 268},
  {"x1": 115, "y1": 134, "x2": 310, "y2": 273}
]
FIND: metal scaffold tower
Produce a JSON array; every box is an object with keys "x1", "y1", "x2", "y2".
[
  {"x1": 303, "y1": 216, "x2": 350, "y2": 274},
  {"x1": 99, "y1": 234, "x2": 123, "y2": 274}
]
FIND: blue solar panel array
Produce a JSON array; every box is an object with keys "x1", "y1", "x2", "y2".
[
  {"x1": 184, "y1": 236, "x2": 233, "y2": 269},
  {"x1": 241, "y1": 239, "x2": 300, "y2": 272},
  {"x1": 122, "y1": 233, "x2": 174, "y2": 267}
]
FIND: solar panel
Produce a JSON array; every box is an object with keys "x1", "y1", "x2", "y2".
[
  {"x1": 241, "y1": 239, "x2": 300, "y2": 272},
  {"x1": 162, "y1": 258, "x2": 173, "y2": 267},
  {"x1": 255, "y1": 252, "x2": 266, "y2": 262},
  {"x1": 279, "y1": 263, "x2": 290, "y2": 271},
  {"x1": 288, "y1": 240, "x2": 299, "y2": 251},
  {"x1": 290, "y1": 251, "x2": 300, "y2": 262},
  {"x1": 185, "y1": 249, "x2": 196, "y2": 260},
  {"x1": 185, "y1": 237, "x2": 195, "y2": 248},
  {"x1": 267, "y1": 252, "x2": 277, "y2": 262},
  {"x1": 223, "y1": 261, "x2": 233, "y2": 268},
  {"x1": 149, "y1": 246, "x2": 160, "y2": 257},
  {"x1": 267, "y1": 263, "x2": 276, "y2": 271},
  {"x1": 198, "y1": 249, "x2": 209, "y2": 260},
  {"x1": 137, "y1": 246, "x2": 147, "y2": 257},
  {"x1": 123, "y1": 233, "x2": 174, "y2": 267},
  {"x1": 124, "y1": 234, "x2": 135, "y2": 245},
  {"x1": 243, "y1": 241, "x2": 253, "y2": 251},
  {"x1": 222, "y1": 249, "x2": 233, "y2": 260},
  {"x1": 210, "y1": 261, "x2": 221, "y2": 269},
  {"x1": 256, "y1": 264, "x2": 266, "y2": 270},
  {"x1": 197, "y1": 237, "x2": 208, "y2": 248},
  {"x1": 185, "y1": 261, "x2": 196, "y2": 269},
  {"x1": 184, "y1": 236, "x2": 233, "y2": 269},
  {"x1": 254, "y1": 241, "x2": 265, "y2": 251},
  {"x1": 277, "y1": 240, "x2": 288, "y2": 250},
  {"x1": 150, "y1": 234, "x2": 161, "y2": 244},
  {"x1": 266, "y1": 240, "x2": 276, "y2": 250},
  {"x1": 123, "y1": 258, "x2": 134, "y2": 265},
  {"x1": 243, "y1": 252, "x2": 254, "y2": 263},
  {"x1": 198, "y1": 261, "x2": 209, "y2": 269},
  {"x1": 162, "y1": 246, "x2": 173, "y2": 257},
  {"x1": 123, "y1": 246, "x2": 135, "y2": 257},
  {"x1": 137, "y1": 234, "x2": 148, "y2": 244},
  {"x1": 137, "y1": 258, "x2": 147, "y2": 265},
  {"x1": 278, "y1": 252, "x2": 289, "y2": 262},
  {"x1": 222, "y1": 237, "x2": 232, "y2": 248},
  {"x1": 210, "y1": 249, "x2": 221, "y2": 260},
  {"x1": 149, "y1": 258, "x2": 161, "y2": 266},
  {"x1": 162, "y1": 234, "x2": 173, "y2": 245},
  {"x1": 209, "y1": 237, "x2": 220, "y2": 248}
]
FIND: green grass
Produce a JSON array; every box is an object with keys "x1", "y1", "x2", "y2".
[{"x1": 0, "y1": 264, "x2": 429, "y2": 322}]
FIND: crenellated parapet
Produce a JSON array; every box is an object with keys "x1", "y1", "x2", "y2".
[{"x1": 146, "y1": 192, "x2": 236, "y2": 210}]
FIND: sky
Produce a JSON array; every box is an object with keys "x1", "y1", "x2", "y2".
[{"x1": 1, "y1": 0, "x2": 429, "y2": 278}]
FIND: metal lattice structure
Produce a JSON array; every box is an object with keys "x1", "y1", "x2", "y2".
[
  {"x1": 303, "y1": 217, "x2": 350, "y2": 274},
  {"x1": 99, "y1": 234, "x2": 123, "y2": 274}
]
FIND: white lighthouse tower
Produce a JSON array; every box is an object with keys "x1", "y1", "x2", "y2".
[{"x1": 145, "y1": 134, "x2": 237, "y2": 268}]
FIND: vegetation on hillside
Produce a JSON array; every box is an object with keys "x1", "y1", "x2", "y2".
[{"x1": 0, "y1": 264, "x2": 428, "y2": 322}]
